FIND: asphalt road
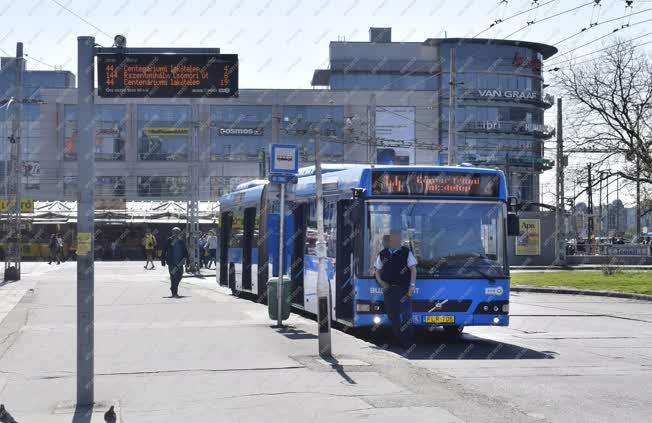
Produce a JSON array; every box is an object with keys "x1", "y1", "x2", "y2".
[
  {"x1": 0, "y1": 262, "x2": 650, "y2": 422},
  {"x1": 372, "y1": 291, "x2": 652, "y2": 422}
]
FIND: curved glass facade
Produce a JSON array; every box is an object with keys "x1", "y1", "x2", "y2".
[{"x1": 438, "y1": 41, "x2": 553, "y2": 201}]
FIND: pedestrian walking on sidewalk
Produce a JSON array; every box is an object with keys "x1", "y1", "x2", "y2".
[
  {"x1": 198, "y1": 233, "x2": 207, "y2": 269},
  {"x1": 161, "y1": 227, "x2": 188, "y2": 298},
  {"x1": 143, "y1": 229, "x2": 157, "y2": 270},
  {"x1": 206, "y1": 230, "x2": 217, "y2": 269},
  {"x1": 48, "y1": 233, "x2": 61, "y2": 265}
]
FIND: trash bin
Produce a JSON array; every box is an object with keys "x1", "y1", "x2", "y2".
[{"x1": 267, "y1": 276, "x2": 292, "y2": 320}]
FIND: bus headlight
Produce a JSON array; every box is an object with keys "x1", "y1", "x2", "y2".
[
  {"x1": 493, "y1": 317, "x2": 500, "y2": 324},
  {"x1": 502, "y1": 304, "x2": 509, "y2": 313},
  {"x1": 373, "y1": 316, "x2": 382, "y2": 325}
]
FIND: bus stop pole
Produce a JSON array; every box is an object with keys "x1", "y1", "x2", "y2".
[
  {"x1": 315, "y1": 133, "x2": 332, "y2": 358},
  {"x1": 277, "y1": 182, "x2": 285, "y2": 327},
  {"x1": 76, "y1": 36, "x2": 95, "y2": 406}
]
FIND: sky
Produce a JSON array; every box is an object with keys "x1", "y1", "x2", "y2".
[{"x1": 1, "y1": 0, "x2": 651, "y2": 205}]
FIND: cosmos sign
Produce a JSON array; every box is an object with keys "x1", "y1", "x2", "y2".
[
  {"x1": 218, "y1": 127, "x2": 264, "y2": 136},
  {"x1": 477, "y1": 89, "x2": 539, "y2": 100}
]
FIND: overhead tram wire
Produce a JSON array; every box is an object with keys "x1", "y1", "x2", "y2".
[
  {"x1": 24, "y1": 53, "x2": 58, "y2": 70},
  {"x1": 473, "y1": 0, "x2": 558, "y2": 38},
  {"x1": 502, "y1": 1, "x2": 596, "y2": 40},
  {"x1": 50, "y1": 0, "x2": 113, "y2": 40},
  {"x1": 546, "y1": 28, "x2": 652, "y2": 70},
  {"x1": 552, "y1": 6, "x2": 652, "y2": 45},
  {"x1": 546, "y1": 15, "x2": 652, "y2": 67}
]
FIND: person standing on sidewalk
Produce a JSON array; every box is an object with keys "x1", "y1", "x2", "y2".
[
  {"x1": 143, "y1": 229, "x2": 157, "y2": 270},
  {"x1": 374, "y1": 231, "x2": 417, "y2": 348},
  {"x1": 48, "y1": 234, "x2": 60, "y2": 265},
  {"x1": 198, "y1": 233, "x2": 207, "y2": 269},
  {"x1": 161, "y1": 227, "x2": 188, "y2": 298},
  {"x1": 206, "y1": 230, "x2": 218, "y2": 269}
]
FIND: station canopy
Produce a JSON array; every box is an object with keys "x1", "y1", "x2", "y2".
[{"x1": 25, "y1": 201, "x2": 219, "y2": 225}]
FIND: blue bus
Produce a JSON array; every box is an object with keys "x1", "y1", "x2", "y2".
[{"x1": 218, "y1": 164, "x2": 519, "y2": 335}]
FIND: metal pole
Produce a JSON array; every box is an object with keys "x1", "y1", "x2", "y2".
[
  {"x1": 76, "y1": 35, "x2": 95, "y2": 406},
  {"x1": 277, "y1": 182, "x2": 285, "y2": 328},
  {"x1": 599, "y1": 172, "x2": 603, "y2": 238},
  {"x1": 604, "y1": 174, "x2": 611, "y2": 237},
  {"x1": 616, "y1": 174, "x2": 620, "y2": 235},
  {"x1": 187, "y1": 102, "x2": 200, "y2": 274},
  {"x1": 636, "y1": 158, "x2": 641, "y2": 240},
  {"x1": 555, "y1": 98, "x2": 565, "y2": 263},
  {"x1": 315, "y1": 132, "x2": 331, "y2": 358},
  {"x1": 587, "y1": 163, "x2": 593, "y2": 242},
  {"x1": 369, "y1": 95, "x2": 376, "y2": 164},
  {"x1": 4, "y1": 42, "x2": 24, "y2": 281},
  {"x1": 447, "y1": 48, "x2": 457, "y2": 166}
]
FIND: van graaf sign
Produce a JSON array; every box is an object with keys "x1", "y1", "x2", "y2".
[{"x1": 477, "y1": 89, "x2": 539, "y2": 100}]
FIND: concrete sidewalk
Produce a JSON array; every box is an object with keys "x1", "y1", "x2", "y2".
[{"x1": 0, "y1": 262, "x2": 542, "y2": 422}]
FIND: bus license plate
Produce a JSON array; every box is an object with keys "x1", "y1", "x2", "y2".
[{"x1": 423, "y1": 315, "x2": 455, "y2": 324}]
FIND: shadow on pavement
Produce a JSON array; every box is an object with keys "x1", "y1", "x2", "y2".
[
  {"x1": 0, "y1": 279, "x2": 21, "y2": 288},
  {"x1": 321, "y1": 357, "x2": 357, "y2": 385},
  {"x1": 276, "y1": 326, "x2": 318, "y2": 340},
  {"x1": 71, "y1": 405, "x2": 92, "y2": 423},
  {"x1": 364, "y1": 330, "x2": 556, "y2": 360}
]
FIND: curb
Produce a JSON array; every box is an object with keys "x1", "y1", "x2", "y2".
[
  {"x1": 511, "y1": 266, "x2": 652, "y2": 271},
  {"x1": 511, "y1": 286, "x2": 652, "y2": 301}
]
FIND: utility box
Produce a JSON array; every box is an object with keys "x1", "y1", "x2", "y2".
[{"x1": 267, "y1": 277, "x2": 292, "y2": 320}]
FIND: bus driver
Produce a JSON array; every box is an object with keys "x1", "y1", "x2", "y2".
[{"x1": 374, "y1": 231, "x2": 417, "y2": 348}]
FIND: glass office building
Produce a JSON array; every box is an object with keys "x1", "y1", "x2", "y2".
[
  {"x1": 1, "y1": 28, "x2": 555, "y2": 203},
  {"x1": 312, "y1": 28, "x2": 556, "y2": 201}
]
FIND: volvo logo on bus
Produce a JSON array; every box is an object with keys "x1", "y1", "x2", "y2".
[{"x1": 485, "y1": 286, "x2": 504, "y2": 296}]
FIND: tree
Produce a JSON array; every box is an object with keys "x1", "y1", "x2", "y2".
[{"x1": 556, "y1": 40, "x2": 652, "y2": 185}]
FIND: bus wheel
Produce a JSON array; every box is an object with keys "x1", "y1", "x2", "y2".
[
  {"x1": 231, "y1": 287, "x2": 242, "y2": 297},
  {"x1": 443, "y1": 325, "x2": 464, "y2": 338}
]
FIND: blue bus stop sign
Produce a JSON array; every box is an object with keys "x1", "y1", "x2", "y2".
[
  {"x1": 270, "y1": 144, "x2": 299, "y2": 175},
  {"x1": 270, "y1": 174, "x2": 298, "y2": 184}
]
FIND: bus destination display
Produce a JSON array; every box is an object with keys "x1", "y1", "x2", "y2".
[
  {"x1": 372, "y1": 171, "x2": 500, "y2": 197},
  {"x1": 98, "y1": 54, "x2": 238, "y2": 98}
]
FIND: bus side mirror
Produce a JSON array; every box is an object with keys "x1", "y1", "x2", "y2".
[{"x1": 507, "y1": 214, "x2": 520, "y2": 236}]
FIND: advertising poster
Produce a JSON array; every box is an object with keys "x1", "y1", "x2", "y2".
[
  {"x1": 516, "y1": 218, "x2": 540, "y2": 256},
  {"x1": 375, "y1": 106, "x2": 415, "y2": 146}
]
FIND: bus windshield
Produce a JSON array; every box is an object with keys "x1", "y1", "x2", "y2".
[{"x1": 366, "y1": 201, "x2": 506, "y2": 279}]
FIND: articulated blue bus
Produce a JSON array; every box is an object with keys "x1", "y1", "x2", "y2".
[{"x1": 218, "y1": 164, "x2": 519, "y2": 335}]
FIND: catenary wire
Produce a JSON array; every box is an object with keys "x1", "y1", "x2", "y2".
[
  {"x1": 503, "y1": 1, "x2": 596, "y2": 40},
  {"x1": 49, "y1": 0, "x2": 113, "y2": 40},
  {"x1": 552, "y1": 6, "x2": 652, "y2": 45},
  {"x1": 473, "y1": 0, "x2": 558, "y2": 38}
]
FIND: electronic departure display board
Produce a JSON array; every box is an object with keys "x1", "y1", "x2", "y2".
[
  {"x1": 97, "y1": 53, "x2": 238, "y2": 98},
  {"x1": 371, "y1": 171, "x2": 500, "y2": 197}
]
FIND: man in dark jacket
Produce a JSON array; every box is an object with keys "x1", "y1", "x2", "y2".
[
  {"x1": 374, "y1": 231, "x2": 417, "y2": 348},
  {"x1": 161, "y1": 227, "x2": 188, "y2": 298}
]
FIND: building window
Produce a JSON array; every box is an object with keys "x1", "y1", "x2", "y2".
[
  {"x1": 210, "y1": 106, "x2": 272, "y2": 161},
  {"x1": 21, "y1": 160, "x2": 40, "y2": 190},
  {"x1": 281, "y1": 106, "x2": 344, "y2": 163},
  {"x1": 63, "y1": 105, "x2": 127, "y2": 161},
  {"x1": 137, "y1": 105, "x2": 190, "y2": 161},
  {"x1": 137, "y1": 176, "x2": 188, "y2": 198},
  {"x1": 63, "y1": 176, "x2": 126, "y2": 198},
  {"x1": 209, "y1": 176, "x2": 254, "y2": 198}
]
